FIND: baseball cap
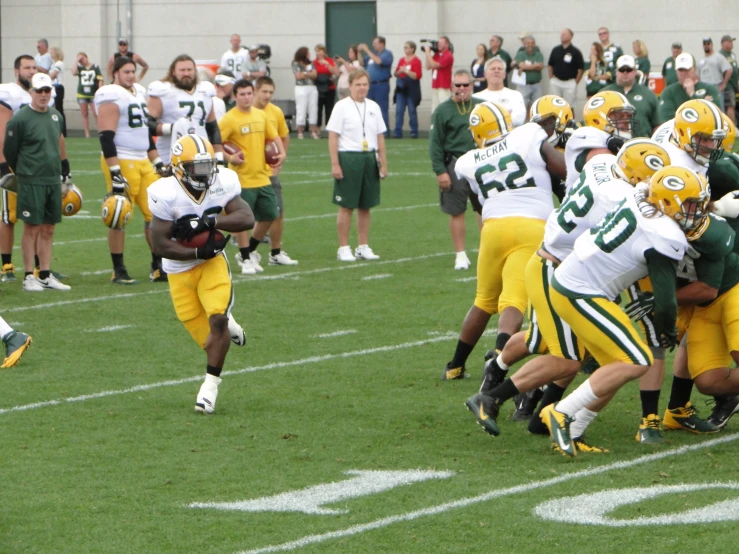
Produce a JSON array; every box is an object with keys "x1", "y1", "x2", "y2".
[
  {"x1": 31, "y1": 73, "x2": 53, "y2": 90},
  {"x1": 616, "y1": 55, "x2": 636, "y2": 69},
  {"x1": 675, "y1": 53, "x2": 694, "y2": 70},
  {"x1": 214, "y1": 74, "x2": 236, "y2": 87},
  {"x1": 672, "y1": 41, "x2": 682, "y2": 49},
  {"x1": 702, "y1": 37, "x2": 713, "y2": 43},
  {"x1": 721, "y1": 35, "x2": 736, "y2": 43},
  {"x1": 249, "y1": 44, "x2": 259, "y2": 51},
  {"x1": 118, "y1": 38, "x2": 128, "y2": 45}
]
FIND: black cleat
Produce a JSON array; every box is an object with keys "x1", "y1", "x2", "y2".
[
  {"x1": 512, "y1": 388, "x2": 544, "y2": 421},
  {"x1": 480, "y1": 354, "x2": 506, "y2": 394},
  {"x1": 464, "y1": 393, "x2": 501, "y2": 436},
  {"x1": 111, "y1": 267, "x2": 138, "y2": 285},
  {"x1": 441, "y1": 362, "x2": 467, "y2": 381},
  {"x1": 707, "y1": 396, "x2": 739, "y2": 429}
]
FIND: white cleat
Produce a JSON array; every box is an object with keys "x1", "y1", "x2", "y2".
[
  {"x1": 23, "y1": 275, "x2": 44, "y2": 292},
  {"x1": 269, "y1": 251, "x2": 299, "y2": 265},
  {"x1": 227, "y1": 313, "x2": 246, "y2": 347},
  {"x1": 337, "y1": 246, "x2": 356, "y2": 262},
  {"x1": 195, "y1": 375, "x2": 222, "y2": 414},
  {"x1": 355, "y1": 245, "x2": 380, "y2": 260},
  {"x1": 454, "y1": 252, "x2": 471, "y2": 270}
]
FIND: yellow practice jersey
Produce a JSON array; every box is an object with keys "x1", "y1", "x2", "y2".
[
  {"x1": 261, "y1": 102, "x2": 289, "y2": 174},
  {"x1": 218, "y1": 107, "x2": 277, "y2": 188}
]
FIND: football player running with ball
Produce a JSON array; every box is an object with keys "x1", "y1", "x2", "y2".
[{"x1": 148, "y1": 135, "x2": 254, "y2": 414}]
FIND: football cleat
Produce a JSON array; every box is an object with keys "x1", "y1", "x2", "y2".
[
  {"x1": 269, "y1": 251, "x2": 299, "y2": 265},
  {"x1": 227, "y1": 314, "x2": 246, "y2": 347},
  {"x1": 635, "y1": 414, "x2": 665, "y2": 444},
  {"x1": 706, "y1": 396, "x2": 739, "y2": 429},
  {"x1": 540, "y1": 404, "x2": 577, "y2": 457},
  {"x1": 22, "y1": 274, "x2": 44, "y2": 292},
  {"x1": 464, "y1": 393, "x2": 501, "y2": 436},
  {"x1": 337, "y1": 246, "x2": 356, "y2": 262},
  {"x1": 663, "y1": 402, "x2": 719, "y2": 434},
  {"x1": 553, "y1": 436, "x2": 609, "y2": 454},
  {"x1": 111, "y1": 267, "x2": 138, "y2": 285},
  {"x1": 149, "y1": 268, "x2": 168, "y2": 283},
  {"x1": 479, "y1": 353, "x2": 505, "y2": 394},
  {"x1": 441, "y1": 362, "x2": 466, "y2": 381},
  {"x1": 1, "y1": 331, "x2": 32, "y2": 368},
  {"x1": 454, "y1": 252, "x2": 470, "y2": 270},
  {"x1": 38, "y1": 275, "x2": 71, "y2": 291},
  {"x1": 1, "y1": 263, "x2": 16, "y2": 283},
  {"x1": 195, "y1": 376, "x2": 221, "y2": 414},
  {"x1": 355, "y1": 245, "x2": 380, "y2": 260},
  {"x1": 512, "y1": 388, "x2": 544, "y2": 422}
]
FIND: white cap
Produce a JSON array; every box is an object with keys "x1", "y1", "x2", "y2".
[
  {"x1": 249, "y1": 44, "x2": 259, "y2": 51},
  {"x1": 214, "y1": 74, "x2": 236, "y2": 87},
  {"x1": 31, "y1": 73, "x2": 53, "y2": 90},
  {"x1": 616, "y1": 55, "x2": 636, "y2": 69},
  {"x1": 675, "y1": 53, "x2": 694, "y2": 70}
]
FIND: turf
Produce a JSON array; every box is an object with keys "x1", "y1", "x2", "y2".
[{"x1": 1, "y1": 137, "x2": 738, "y2": 553}]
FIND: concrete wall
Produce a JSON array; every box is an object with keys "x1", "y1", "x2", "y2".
[{"x1": 2, "y1": 0, "x2": 739, "y2": 132}]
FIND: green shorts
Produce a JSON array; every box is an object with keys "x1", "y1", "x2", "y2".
[
  {"x1": 240, "y1": 184, "x2": 279, "y2": 222},
  {"x1": 17, "y1": 183, "x2": 62, "y2": 225},
  {"x1": 332, "y1": 151, "x2": 380, "y2": 210},
  {"x1": 270, "y1": 176, "x2": 284, "y2": 214}
]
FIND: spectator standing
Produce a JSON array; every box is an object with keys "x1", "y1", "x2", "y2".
[
  {"x1": 662, "y1": 42, "x2": 683, "y2": 86},
  {"x1": 720, "y1": 35, "x2": 738, "y2": 124},
  {"x1": 359, "y1": 37, "x2": 393, "y2": 133},
  {"x1": 34, "y1": 39, "x2": 53, "y2": 74},
  {"x1": 48, "y1": 46, "x2": 66, "y2": 137},
  {"x1": 473, "y1": 58, "x2": 526, "y2": 126},
  {"x1": 597, "y1": 27, "x2": 623, "y2": 75},
  {"x1": 72, "y1": 52, "x2": 103, "y2": 138},
  {"x1": 220, "y1": 34, "x2": 249, "y2": 78},
  {"x1": 585, "y1": 42, "x2": 612, "y2": 98},
  {"x1": 336, "y1": 45, "x2": 363, "y2": 100},
  {"x1": 602, "y1": 55, "x2": 659, "y2": 137},
  {"x1": 327, "y1": 69, "x2": 387, "y2": 262},
  {"x1": 632, "y1": 40, "x2": 651, "y2": 76},
  {"x1": 243, "y1": 45, "x2": 268, "y2": 84},
  {"x1": 393, "y1": 41, "x2": 422, "y2": 138},
  {"x1": 658, "y1": 53, "x2": 722, "y2": 123},
  {"x1": 699, "y1": 37, "x2": 733, "y2": 97},
  {"x1": 3, "y1": 73, "x2": 71, "y2": 292},
  {"x1": 314, "y1": 44, "x2": 340, "y2": 136},
  {"x1": 291, "y1": 47, "x2": 318, "y2": 140},
  {"x1": 548, "y1": 28, "x2": 584, "y2": 106},
  {"x1": 511, "y1": 35, "x2": 544, "y2": 112},
  {"x1": 107, "y1": 39, "x2": 148, "y2": 82},
  {"x1": 429, "y1": 69, "x2": 484, "y2": 270},
  {"x1": 213, "y1": 71, "x2": 236, "y2": 122},
  {"x1": 471, "y1": 44, "x2": 489, "y2": 94},
  {"x1": 488, "y1": 35, "x2": 512, "y2": 86},
  {"x1": 424, "y1": 36, "x2": 454, "y2": 113}
]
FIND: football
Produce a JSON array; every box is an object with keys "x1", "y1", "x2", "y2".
[
  {"x1": 265, "y1": 140, "x2": 281, "y2": 166},
  {"x1": 179, "y1": 230, "x2": 225, "y2": 249},
  {"x1": 223, "y1": 142, "x2": 241, "y2": 156}
]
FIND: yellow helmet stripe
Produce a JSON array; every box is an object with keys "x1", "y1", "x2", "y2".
[{"x1": 485, "y1": 102, "x2": 509, "y2": 132}]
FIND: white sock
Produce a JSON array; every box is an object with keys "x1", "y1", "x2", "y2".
[
  {"x1": 496, "y1": 353, "x2": 509, "y2": 371},
  {"x1": 205, "y1": 373, "x2": 222, "y2": 386},
  {"x1": 569, "y1": 408, "x2": 599, "y2": 439},
  {"x1": 556, "y1": 379, "x2": 599, "y2": 417},
  {"x1": 0, "y1": 317, "x2": 13, "y2": 341},
  {"x1": 339, "y1": 245, "x2": 351, "y2": 252}
]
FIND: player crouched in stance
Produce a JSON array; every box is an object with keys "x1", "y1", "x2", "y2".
[{"x1": 148, "y1": 135, "x2": 254, "y2": 414}]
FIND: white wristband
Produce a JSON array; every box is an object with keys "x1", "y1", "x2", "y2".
[
  {"x1": 161, "y1": 124, "x2": 172, "y2": 136},
  {"x1": 110, "y1": 164, "x2": 121, "y2": 172}
]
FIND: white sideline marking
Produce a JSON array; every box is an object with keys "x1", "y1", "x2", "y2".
[
  {"x1": 237, "y1": 433, "x2": 739, "y2": 554},
  {"x1": 85, "y1": 325, "x2": 135, "y2": 333},
  {"x1": 361, "y1": 274, "x2": 391, "y2": 281},
  {"x1": 454, "y1": 276, "x2": 476, "y2": 282},
  {"x1": 315, "y1": 330, "x2": 357, "y2": 339},
  {"x1": 80, "y1": 269, "x2": 112, "y2": 276},
  {"x1": 0, "y1": 332, "x2": 464, "y2": 416}
]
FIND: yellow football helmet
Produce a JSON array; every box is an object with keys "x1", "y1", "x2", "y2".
[
  {"x1": 673, "y1": 99, "x2": 726, "y2": 164},
  {"x1": 721, "y1": 112, "x2": 736, "y2": 152},
  {"x1": 171, "y1": 134, "x2": 217, "y2": 191},
  {"x1": 646, "y1": 166, "x2": 710, "y2": 233},
  {"x1": 614, "y1": 139, "x2": 671, "y2": 185},
  {"x1": 529, "y1": 95, "x2": 573, "y2": 144},
  {"x1": 583, "y1": 91, "x2": 636, "y2": 138},
  {"x1": 469, "y1": 101, "x2": 513, "y2": 149},
  {"x1": 101, "y1": 193, "x2": 133, "y2": 229},
  {"x1": 61, "y1": 184, "x2": 83, "y2": 216}
]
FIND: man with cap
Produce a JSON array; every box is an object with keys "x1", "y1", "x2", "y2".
[
  {"x1": 699, "y1": 37, "x2": 732, "y2": 98},
  {"x1": 602, "y1": 55, "x2": 659, "y2": 136},
  {"x1": 213, "y1": 70, "x2": 236, "y2": 121},
  {"x1": 242, "y1": 45, "x2": 268, "y2": 85},
  {"x1": 662, "y1": 41, "x2": 683, "y2": 87},
  {"x1": 658, "y1": 52, "x2": 722, "y2": 123},
  {"x1": 106, "y1": 38, "x2": 148, "y2": 82},
  {"x1": 720, "y1": 35, "x2": 738, "y2": 123}
]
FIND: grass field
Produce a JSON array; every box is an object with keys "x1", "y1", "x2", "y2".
[{"x1": 2, "y1": 136, "x2": 739, "y2": 553}]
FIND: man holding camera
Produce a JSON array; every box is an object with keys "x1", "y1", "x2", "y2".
[
  {"x1": 359, "y1": 37, "x2": 393, "y2": 134},
  {"x1": 424, "y1": 36, "x2": 454, "y2": 113}
]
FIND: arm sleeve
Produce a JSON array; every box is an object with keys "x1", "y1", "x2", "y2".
[
  {"x1": 647, "y1": 92, "x2": 660, "y2": 129},
  {"x1": 429, "y1": 109, "x2": 447, "y2": 176},
  {"x1": 645, "y1": 248, "x2": 678, "y2": 335},
  {"x1": 439, "y1": 51, "x2": 453, "y2": 69},
  {"x1": 3, "y1": 117, "x2": 20, "y2": 171}
]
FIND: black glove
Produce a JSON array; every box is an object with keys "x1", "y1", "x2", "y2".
[
  {"x1": 1, "y1": 162, "x2": 12, "y2": 177},
  {"x1": 61, "y1": 158, "x2": 71, "y2": 179},
  {"x1": 154, "y1": 161, "x2": 173, "y2": 177},
  {"x1": 657, "y1": 329, "x2": 678, "y2": 351},
  {"x1": 195, "y1": 230, "x2": 230, "y2": 260},
  {"x1": 606, "y1": 135, "x2": 626, "y2": 155},
  {"x1": 110, "y1": 167, "x2": 129, "y2": 195},
  {"x1": 624, "y1": 291, "x2": 654, "y2": 321},
  {"x1": 172, "y1": 213, "x2": 217, "y2": 241}
]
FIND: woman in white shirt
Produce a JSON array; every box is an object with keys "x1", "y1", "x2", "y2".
[
  {"x1": 292, "y1": 47, "x2": 318, "y2": 139},
  {"x1": 335, "y1": 45, "x2": 363, "y2": 100},
  {"x1": 49, "y1": 46, "x2": 67, "y2": 136}
]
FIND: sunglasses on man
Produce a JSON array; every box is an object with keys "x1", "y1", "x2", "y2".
[
  {"x1": 453, "y1": 82, "x2": 471, "y2": 87},
  {"x1": 618, "y1": 67, "x2": 634, "y2": 73},
  {"x1": 34, "y1": 87, "x2": 52, "y2": 94}
]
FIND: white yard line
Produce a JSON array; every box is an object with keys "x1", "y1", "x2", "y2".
[
  {"x1": 80, "y1": 269, "x2": 114, "y2": 276},
  {"x1": 361, "y1": 274, "x2": 392, "y2": 281},
  {"x1": 454, "y1": 276, "x2": 477, "y2": 282},
  {"x1": 84, "y1": 325, "x2": 135, "y2": 333},
  {"x1": 314, "y1": 330, "x2": 358, "y2": 338},
  {"x1": 237, "y1": 433, "x2": 739, "y2": 554}
]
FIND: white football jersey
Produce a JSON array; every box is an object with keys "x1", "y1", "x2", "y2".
[
  {"x1": 147, "y1": 167, "x2": 241, "y2": 274},
  {"x1": 213, "y1": 96, "x2": 226, "y2": 122},
  {"x1": 455, "y1": 123, "x2": 553, "y2": 221},
  {"x1": 94, "y1": 83, "x2": 150, "y2": 160},
  {"x1": 543, "y1": 154, "x2": 634, "y2": 262},
  {"x1": 553, "y1": 190, "x2": 688, "y2": 299},
  {"x1": 564, "y1": 126, "x2": 612, "y2": 190},
  {"x1": 0, "y1": 83, "x2": 31, "y2": 114},
  {"x1": 651, "y1": 119, "x2": 707, "y2": 175},
  {"x1": 220, "y1": 49, "x2": 249, "y2": 75},
  {"x1": 148, "y1": 80, "x2": 216, "y2": 163}
]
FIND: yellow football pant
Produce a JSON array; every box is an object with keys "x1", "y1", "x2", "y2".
[
  {"x1": 687, "y1": 283, "x2": 739, "y2": 378},
  {"x1": 100, "y1": 156, "x2": 158, "y2": 222}
]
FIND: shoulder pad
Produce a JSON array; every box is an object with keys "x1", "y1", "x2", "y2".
[
  {"x1": 645, "y1": 217, "x2": 688, "y2": 260},
  {"x1": 518, "y1": 122, "x2": 547, "y2": 144},
  {"x1": 566, "y1": 127, "x2": 610, "y2": 153},
  {"x1": 453, "y1": 151, "x2": 475, "y2": 180},
  {"x1": 94, "y1": 85, "x2": 123, "y2": 104},
  {"x1": 147, "y1": 81, "x2": 172, "y2": 97},
  {"x1": 198, "y1": 81, "x2": 216, "y2": 97},
  {"x1": 133, "y1": 83, "x2": 147, "y2": 98},
  {"x1": 651, "y1": 120, "x2": 674, "y2": 144}
]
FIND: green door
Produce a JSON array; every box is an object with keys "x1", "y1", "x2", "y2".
[{"x1": 325, "y1": 1, "x2": 377, "y2": 59}]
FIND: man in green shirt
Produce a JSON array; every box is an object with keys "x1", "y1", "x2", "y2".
[
  {"x1": 511, "y1": 35, "x2": 544, "y2": 111},
  {"x1": 661, "y1": 42, "x2": 683, "y2": 87},
  {"x1": 658, "y1": 53, "x2": 722, "y2": 124},
  {"x1": 429, "y1": 69, "x2": 483, "y2": 270},
  {"x1": 719, "y1": 34, "x2": 738, "y2": 124},
  {"x1": 2, "y1": 73, "x2": 70, "y2": 291},
  {"x1": 488, "y1": 35, "x2": 512, "y2": 87},
  {"x1": 602, "y1": 55, "x2": 659, "y2": 136}
]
